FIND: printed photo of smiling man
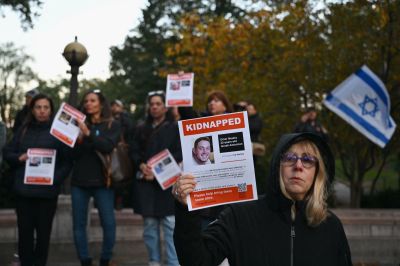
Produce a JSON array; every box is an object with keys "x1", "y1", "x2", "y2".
[{"x1": 192, "y1": 136, "x2": 214, "y2": 165}]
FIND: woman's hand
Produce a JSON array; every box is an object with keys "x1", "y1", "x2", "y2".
[
  {"x1": 140, "y1": 163, "x2": 154, "y2": 181},
  {"x1": 77, "y1": 120, "x2": 90, "y2": 137},
  {"x1": 172, "y1": 174, "x2": 197, "y2": 205},
  {"x1": 18, "y1": 153, "x2": 28, "y2": 162}
]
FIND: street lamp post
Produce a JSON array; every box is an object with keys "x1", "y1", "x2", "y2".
[{"x1": 62, "y1": 36, "x2": 88, "y2": 107}]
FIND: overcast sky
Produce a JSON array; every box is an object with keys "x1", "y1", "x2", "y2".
[{"x1": 0, "y1": 0, "x2": 148, "y2": 84}]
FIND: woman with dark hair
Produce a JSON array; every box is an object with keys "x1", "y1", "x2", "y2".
[
  {"x1": 71, "y1": 89, "x2": 121, "y2": 266},
  {"x1": 130, "y1": 91, "x2": 182, "y2": 266},
  {"x1": 178, "y1": 90, "x2": 233, "y2": 120},
  {"x1": 204, "y1": 91, "x2": 233, "y2": 116},
  {"x1": 4, "y1": 94, "x2": 72, "y2": 266},
  {"x1": 172, "y1": 133, "x2": 352, "y2": 266}
]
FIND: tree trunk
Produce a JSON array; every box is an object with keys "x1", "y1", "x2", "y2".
[{"x1": 350, "y1": 180, "x2": 362, "y2": 208}]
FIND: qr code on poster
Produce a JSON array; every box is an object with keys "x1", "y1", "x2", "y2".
[{"x1": 237, "y1": 183, "x2": 247, "y2": 192}]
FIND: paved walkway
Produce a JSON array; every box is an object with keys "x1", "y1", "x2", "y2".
[{"x1": 0, "y1": 241, "x2": 149, "y2": 266}]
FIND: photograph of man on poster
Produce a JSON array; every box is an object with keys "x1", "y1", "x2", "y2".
[{"x1": 192, "y1": 136, "x2": 214, "y2": 165}]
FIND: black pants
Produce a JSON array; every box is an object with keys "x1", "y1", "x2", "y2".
[{"x1": 16, "y1": 196, "x2": 58, "y2": 266}]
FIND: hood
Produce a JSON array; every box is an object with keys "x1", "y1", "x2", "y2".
[{"x1": 266, "y1": 132, "x2": 335, "y2": 198}]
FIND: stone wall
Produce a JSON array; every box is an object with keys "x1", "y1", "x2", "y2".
[{"x1": 333, "y1": 209, "x2": 400, "y2": 265}]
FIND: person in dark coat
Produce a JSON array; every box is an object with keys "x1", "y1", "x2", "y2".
[
  {"x1": 71, "y1": 90, "x2": 121, "y2": 266},
  {"x1": 110, "y1": 99, "x2": 134, "y2": 210},
  {"x1": 233, "y1": 100, "x2": 263, "y2": 142},
  {"x1": 246, "y1": 102, "x2": 263, "y2": 143},
  {"x1": 172, "y1": 132, "x2": 352, "y2": 266},
  {"x1": 130, "y1": 91, "x2": 182, "y2": 266},
  {"x1": 13, "y1": 89, "x2": 39, "y2": 134},
  {"x1": 110, "y1": 99, "x2": 134, "y2": 142},
  {"x1": 4, "y1": 94, "x2": 72, "y2": 266}
]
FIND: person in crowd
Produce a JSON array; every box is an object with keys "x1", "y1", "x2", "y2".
[
  {"x1": 110, "y1": 99, "x2": 134, "y2": 210},
  {"x1": 110, "y1": 99, "x2": 134, "y2": 142},
  {"x1": 294, "y1": 107, "x2": 328, "y2": 142},
  {"x1": 3, "y1": 94, "x2": 72, "y2": 266},
  {"x1": 172, "y1": 132, "x2": 352, "y2": 266},
  {"x1": 178, "y1": 90, "x2": 233, "y2": 120},
  {"x1": 233, "y1": 100, "x2": 264, "y2": 158},
  {"x1": 246, "y1": 102, "x2": 263, "y2": 143},
  {"x1": 71, "y1": 90, "x2": 120, "y2": 266},
  {"x1": 13, "y1": 89, "x2": 39, "y2": 134},
  {"x1": 202, "y1": 91, "x2": 233, "y2": 117},
  {"x1": 192, "y1": 137, "x2": 213, "y2": 165},
  {"x1": 130, "y1": 91, "x2": 182, "y2": 266},
  {"x1": 234, "y1": 100, "x2": 263, "y2": 143},
  {"x1": 232, "y1": 101, "x2": 247, "y2": 112},
  {"x1": 110, "y1": 99, "x2": 124, "y2": 117}
]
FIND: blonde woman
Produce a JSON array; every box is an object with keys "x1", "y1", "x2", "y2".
[{"x1": 172, "y1": 132, "x2": 352, "y2": 266}]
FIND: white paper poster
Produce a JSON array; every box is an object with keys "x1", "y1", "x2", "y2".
[
  {"x1": 50, "y1": 102, "x2": 86, "y2": 147},
  {"x1": 148, "y1": 149, "x2": 182, "y2": 190},
  {"x1": 178, "y1": 112, "x2": 258, "y2": 211},
  {"x1": 24, "y1": 148, "x2": 56, "y2": 185},
  {"x1": 165, "y1": 73, "x2": 194, "y2": 107}
]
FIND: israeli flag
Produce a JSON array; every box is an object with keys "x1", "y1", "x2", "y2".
[{"x1": 323, "y1": 65, "x2": 396, "y2": 148}]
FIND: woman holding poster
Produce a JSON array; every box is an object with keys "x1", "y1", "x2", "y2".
[
  {"x1": 71, "y1": 90, "x2": 120, "y2": 266},
  {"x1": 172, "y1": 132, "x2": 352, "y2": 266},
  {"x1": 4, "y1": 94, "x2": 72, "y2": 266}
]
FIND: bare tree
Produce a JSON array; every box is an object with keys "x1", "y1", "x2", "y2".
[{"x1": 0, "y1": 42, "x2": 36, "y2": 126}]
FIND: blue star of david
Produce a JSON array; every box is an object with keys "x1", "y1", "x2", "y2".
[{"x1": 358, "y1": 95, "x2": 379, "y2": 117}]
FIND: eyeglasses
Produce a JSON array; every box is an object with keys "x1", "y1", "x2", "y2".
[
  {"x1": 148, "y1": 90, "x2": 165, "y2": 96},
  {"x1": 281, "y1": 152, "x2": 318, "y2": 168}
]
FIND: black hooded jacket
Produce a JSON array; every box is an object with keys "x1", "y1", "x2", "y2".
[{"x1": 174, "y1": 132, "x2": 352, "y2": 266}]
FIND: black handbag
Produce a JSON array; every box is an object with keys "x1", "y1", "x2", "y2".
[{"x1": 96, "y1": 140, "x2": 133, "y2": 187}]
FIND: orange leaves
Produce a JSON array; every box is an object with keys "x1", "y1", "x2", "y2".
[{"x1": 163, "y1": 1, "x2": 400, "y2": 158}]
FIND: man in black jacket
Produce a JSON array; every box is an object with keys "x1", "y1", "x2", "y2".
[{"x1": 130, "y1": 92, "x2": 182, "y2": 266}]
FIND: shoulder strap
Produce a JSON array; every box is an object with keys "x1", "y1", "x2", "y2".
[{"x1": 143, "y1": 120, "x2": 170, "y2": 151}]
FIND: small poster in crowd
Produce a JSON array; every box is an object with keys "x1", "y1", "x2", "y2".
[
  {"x1": 148, "y1": 149, "x2": 182, "y2": 190},
  {"x1": 165, "y1": 72, "x2": 194, "y2": 107},
  {"x1": 24, "y1": 148, "x2": 56, "y2": 185},
  {"x1": 178, "y1": 112, "x2": 258, "y2": 211},
  {"x1": 50, "y1": 102, "x2": 86, "y2": 147}
]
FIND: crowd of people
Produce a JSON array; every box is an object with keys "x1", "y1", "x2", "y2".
[{"x1": 0, "y1": 87, "x2": 351, "y2": 266}]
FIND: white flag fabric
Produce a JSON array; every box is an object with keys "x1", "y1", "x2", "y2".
[{"x1": 323, "y1": 65, "x2": 396, "y2": 148}]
